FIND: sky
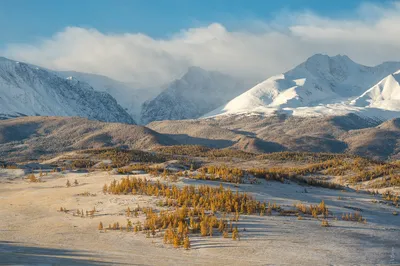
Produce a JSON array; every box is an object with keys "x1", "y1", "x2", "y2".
[
  {"x1": 0, "y1": 0, "x2": 391, "y2": 44},
  {"x1": 1, "y1": 0, "x2": 400, "y2": 87}
]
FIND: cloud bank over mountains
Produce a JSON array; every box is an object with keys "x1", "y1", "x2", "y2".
[{"x1": 3, "y1": 2, "x2": 400, "y2": 87}]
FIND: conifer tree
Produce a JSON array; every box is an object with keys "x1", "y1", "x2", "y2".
[
  {"x1": 183, "y1": 235, "x2": 190, "y2": 250},
  {"x1": 173, "y1": 235, "x2": 180, "y2": 248},
  {"x1": 127, "y1": 219, "x2": 132, "y2": 231},
  {"x1": 218, "y1": 219, "x2": 225, "y2": 233},
  {"x1": 235, "y1": 211, "x2": 240, "y2": 222},
  {"x1": 200, "y1": 220, "x2": 208, "y2": 236},
  {"x1": 232, "y1": 227, "x2": 239, "y2": 240},
  {"x1": 177, "y1": 221, "x2": 184, "y2": 236}
]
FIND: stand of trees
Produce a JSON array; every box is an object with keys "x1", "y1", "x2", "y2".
[{"x1": 104, "y1": 177, "x2": 266, "y2": 215}]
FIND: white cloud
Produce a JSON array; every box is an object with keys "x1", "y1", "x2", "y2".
[{"x1": 3, "y1": 2, "x2": 400, "y2": 88}]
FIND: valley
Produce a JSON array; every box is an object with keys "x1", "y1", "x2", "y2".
[
  {"x1": 1, "y1": 53, "x2": 400, "y2": 265},
  {"x1": 0, "y1": 147, "x2": 399, "y2": 265},
  {"x1": 3, "y1": 2, "x2": 400, "y2": 265}
]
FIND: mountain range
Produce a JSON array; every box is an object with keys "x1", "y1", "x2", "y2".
[
  {"x1": 205, "y1": 54, "x2": 400, "y2": 121},
  {"x1": 1, "y1": 54, "x2": 400, "y2": 160},
  {"x1": 0, "y1": 56, "x2": 247, "y2": 124},
  {"x1": 2, "y1": 54, "x2": 400, "y2": 125}
]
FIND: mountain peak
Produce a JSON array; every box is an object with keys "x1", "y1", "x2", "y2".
[
  {"x1": 284, "y1": 53, "x2": 361, "y2": 85},
  {"x1": 306, "y1": 53, "x2": 330, "y2": 62},
  {"x1": 303, "y1": 53, "x2": 357, "y2": 70},
  {"x1": 182, "y1": 66, "x2": 212, "y2": 82},
  {"x1": 332, "y1": 54, "x2": 352, "y2": 61},
  {"x1": 186, "y1": 66, "x2": 207, "y2": 74},
  {"x1": 206, "y1": 54, "x2": 400, "y2": 120},
  {"x1": 0, "y1": 57, "x2": 135, "y2": 124},
  {"x1": 141, "y1": 68, "x2": 246, "y2": 124}
]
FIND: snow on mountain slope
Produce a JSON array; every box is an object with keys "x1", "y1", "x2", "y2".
[
  {"x1": 206, "y1": 54, "x2": 400, "y2": 120},
  {"x1": 57, "y1": 71, "x2": 162, "y2": 122},
  {"x1": 351, "y1": 71, "x2": 400, "y2": 111},
  {"x1": 141, "y1": 67, "x2": 249, "y2": 124},
  {"x1": 0, "y1": 57, "x2": 135, "y2": 124}
]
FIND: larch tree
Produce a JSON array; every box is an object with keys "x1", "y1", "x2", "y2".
[
  {"x1": 232, "y1": 227, "x2": 239, "y2": 240},
  {"x1": 183, "y1": 235, "x2": 190, "y2": 250},
  {"x1": 173, "y1": 235, "x2": 180, "y2": 248},
  {"x1": 200, "y1": 220, "x2": 208, "y2": 236},
  {"x1": 218, "y1": 219, "x2": 225, "y2": 233}
]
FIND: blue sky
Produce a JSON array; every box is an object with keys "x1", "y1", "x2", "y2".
[
  {"x1": 2, "y1": 0, "x2": 400, "y2": 86},
  {"x1": 0, "y1": 0, "x2": 394, "y2": 46}
]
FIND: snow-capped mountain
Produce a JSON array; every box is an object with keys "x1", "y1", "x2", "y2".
[
  {"x1": 56, "y1": 71, "x2": 162, "y2": 122},
  {"x1": 351, "y1": 70, "x2": 400, "y2": 110},
  {"x1": 206, "y1": 54, "x2": 400, "y2": 120},
  {"x1": 0, "y1": 57, "x2": 135, "y2": 124},
  {"x1": 140, "y1": 67, "x2": 249, "y2": 124}
]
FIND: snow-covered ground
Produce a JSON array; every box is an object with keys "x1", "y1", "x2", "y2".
[{"x1": 0, "y1": 168, "x2": 398, "y2": 265}]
